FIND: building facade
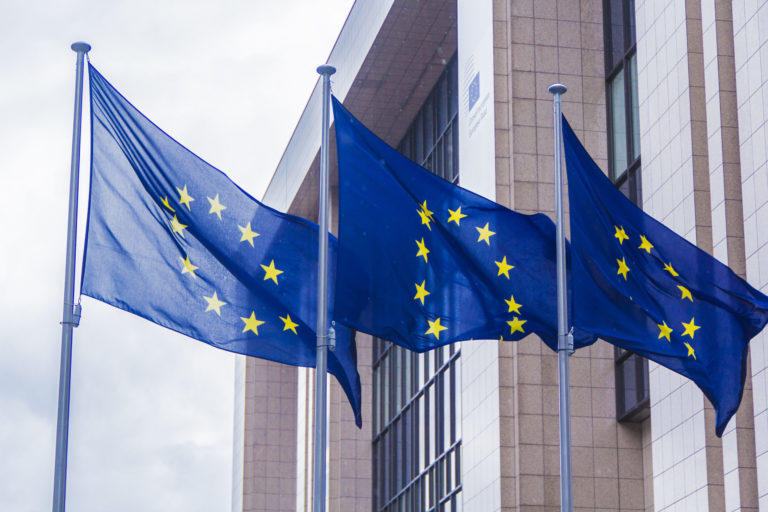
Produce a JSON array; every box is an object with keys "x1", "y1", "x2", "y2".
[{"x1": 233, "y1": 0, "x2": 768, "y2": 510}]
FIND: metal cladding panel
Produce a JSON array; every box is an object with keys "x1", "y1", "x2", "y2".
[{"x1": 262, "y1": 1, "x2": 395, "y2": 212}]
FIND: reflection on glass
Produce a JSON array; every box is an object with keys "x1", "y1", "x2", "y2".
[
  {"x1": 419, "y1": 351, "x2": 425, "y2": 388},
  {"x1": 418, "y1": 394, "x2": 425, "y2": 471},
  {"x1": 382, "y1": 352, "x2": 390, "y2": 424},
  {"x1": 425, "y1": 96, "x2": 434, "y2": 157},
  {"x1": 414, "y1": 115, "x2": 423, "y2": 164},
  {"x1": 404, "y1": 349, "x2": 412, "y2": 399},
  {"x1": 443, "y1": 372, "x2": 451, "y2": 452},
  {"x1": 627, "y1": 0, "x2": 636, "y2": 48},
  {"x1": 394, "y1": 348, "x2": 402, "y2": 413},
  {"x1": 629, "y1": 54, "x2": 641, "y2": 161},
  {"x1": 610, "y1": 68, "x2": 628, "y2": 179},
  {"x1": 610, "y1": 0, "x2": 625, "y2": 69},
  {"x1": 428, "y1": 383, "x2": 436, "y2": 462},
  {"x1": 373, "y1": 366, "x2": 379, "y2": 433}
]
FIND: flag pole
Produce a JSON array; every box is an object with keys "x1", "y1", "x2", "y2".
[
  {"x1": 548, "y1": 83, "x2": 573, "y2": 512},
  {"x1": 312, "y1": 64, "x2": 335, "y2": 512},
  {"x1": 53, "y1": 41, "x2": 90, "y2": 512}
]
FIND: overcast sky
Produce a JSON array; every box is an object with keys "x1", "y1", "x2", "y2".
[{"x1": 0, "y1": 1, "x2": 354, "y2": 510}]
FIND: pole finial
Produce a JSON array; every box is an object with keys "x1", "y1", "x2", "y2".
[
  {"x1": 548, "y1": 83, "x2": 567, "y2": 95},
  {"x1": 71, "y1": 42, "x2": 91, "y2": 54},
  {"x1": 317, "y1": 64, "x2": 336, "y2": 76}
]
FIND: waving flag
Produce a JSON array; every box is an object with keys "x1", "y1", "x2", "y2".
[
  {"x1": 563, "y1": 116, "x2": 768, "y2": 435},
  {"x1": 332, "y1": 97, "x2": 595, "y2": 352},
  {"x1": 82, "y1": 65, "x2": 361, "y2": 425}
]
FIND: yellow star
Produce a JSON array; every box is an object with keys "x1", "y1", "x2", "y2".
[
  {"x1": 207, "y1": 194, "x2": 227, "y2": 220},
  {"x1": 681, "y1": 317, "x2": 700, "y2": 338},
  {"x1": 476, "y1": 222, "x2": 496, "y2": 245},
  {"x1": 664, "y1": 262, "x2": 679, "y2": 277},
  {"x1": 203, "y1": 291, "x2": 226, "y2": 316},
  {"x1": 505, "y1": 295, "x2": 522, "y2": 314},
  {"x1": 241, "y1": 311, "x2": 265, "y2": 335},
  {"x1": 415, "y1": 238, "x2": 430, "y2": 263},
  {"x1": 414, "y1": 280, "x2": 430, "y2": 305},
  {"x1": 420, "y1": 200, "x2": 434, "y2": 220},
  {"x1": 638, "y1": 235, "x2": 654, "y2": 253},
  {"x1": 447, "y1": 206, "x2": 467, "y2": 225},
  {"x1": 507, "y1": 317, "x2": 527, "y2": 335},
  {"x1": 657, "y1": 321, "x2": 672, "y2": 341},
  {"x1": 425, "y1": 317, "x2": 448, "y2": 340},
  {"x1": 417, "y1": 208, "x2": 433, "y2": 230},
  {"x1": 238, "y1": 222, "x2": 260, "y2": 247},
  {"x1": 261, "y1": 260, "x2": 283, "y2": 285},
  {"x1": 176, "y1": 184, "x2": 194, "y2": 211},
  {"x1": 280, "y1": 314, "x2": 299, "y2": 335},
  {"x1": 180, "y1": 256, "x2": 198, "y2": 277},
  {"x1": 495, "y1": 256, "x2": 514, "y2": 279},
  {"x1": 617, "y1": 257, "x2": 630, "y2": 280},
  {"x1": 170, "y1": 215, "x2": 187, "y2": 238},
  {"x1": 161, "y1": 196, "x2": 175, "y2": 212},
  {"x1": 684, "y1": 342, "x2": 696, "y2": 359},
  {"x1": 614, "y1": 225, "x2": 629, "y2": 245},
  {"x1": 678, "y1": 285, "x2": 693, "y2": 301}
]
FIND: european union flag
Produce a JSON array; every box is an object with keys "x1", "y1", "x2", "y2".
[
  {"x1": 332, "y1": 98, "x2": 595, "y2": 352},
  {"x1": 82, "y1": 65, "x2": 361, "y2": 426},
  {"x1": 563, "y1": 116, "x2": 768, "y2": 435},
  {"x1": 468, "y1": 72, "x2": 480, "y2": 111}
]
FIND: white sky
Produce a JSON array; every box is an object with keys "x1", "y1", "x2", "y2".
[{"x1": 0, "y1": 1, "x2": 354, "y2": 510}]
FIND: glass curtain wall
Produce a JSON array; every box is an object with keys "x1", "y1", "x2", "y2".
[
  {"x1": 372, "y1": 55, "x2": 462, "y2": 512},
  {"x1": 604, "y1": 0, "x2": 650, "y2": 422}
]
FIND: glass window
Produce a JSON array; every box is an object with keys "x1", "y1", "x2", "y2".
[
  {"x1": 627, "y1": 0, "x2": 636, "y2": 48},
  {"x1": 615, "y1": 348, "x2": 650, "y2": 421},
  {"x1": 605, "y1": 0, "x2": 641, "y2": 186},
  {"x1": 609, "y1": 0, "x2": 625, "y2": 69},
  {"x1": 428, "y1": 383, "x2": 435, "y2": 462},
  {"x1": 404, "y1": 349, "x2": 412, "y2": 398},
  {"x1": 424, "y1": 97, "x2": 434, "y2": 156},
  {"x1": 418, "y1": 394, "x2": 425, "y2": 471},
  {"x1": 394, "y1": 348, "x2": 403, "y2": 413},
  {"x1": 628, "y1": 54, "x2": 641, "y2": 161},
  {"x1": 383, "y1": 352, "x2": 390, "y2": 424},
  {"x1": 610, "y1": 68, "x2": 628, "y2": 179}
]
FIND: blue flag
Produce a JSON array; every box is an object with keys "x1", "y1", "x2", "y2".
[
  {"x1": 332, "y1": 97, "x2": 595, "y2": 352},
  {"x1": 82, "y1": 65, "x2": 361, "y2": 426},
  {"x1": 563, "y1": 116, "x2": 768, "y2": 436}
]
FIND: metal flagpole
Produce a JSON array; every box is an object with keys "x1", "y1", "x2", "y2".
[
  {"x1": 312, "y1": 64, "x2": 335, "y2": 512},
  {"x1": 53, "y1": 41, "x2": 90, "y2": 512},
  {"x1": 548, "y1": 83, "x2": 573, "y2": 512}
]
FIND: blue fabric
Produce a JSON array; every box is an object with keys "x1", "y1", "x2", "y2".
[
  {"x1": 563, "y1": 116, "x2": 768, "y2": 436},
  {"x1": 82, "y1": 65, "x2": 361, "y2": 426},
  {"x1": 332, "y1": 97, "x2": 596, "y2": 352}
]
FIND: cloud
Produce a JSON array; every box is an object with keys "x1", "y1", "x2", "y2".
[{"x1": 0, "y1": 0, "x2": 354, "y2": 509}]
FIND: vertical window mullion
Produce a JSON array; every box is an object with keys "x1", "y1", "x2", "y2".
[{"x1": 624, "y1": 55, "x2": 633, "y2": 179}]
